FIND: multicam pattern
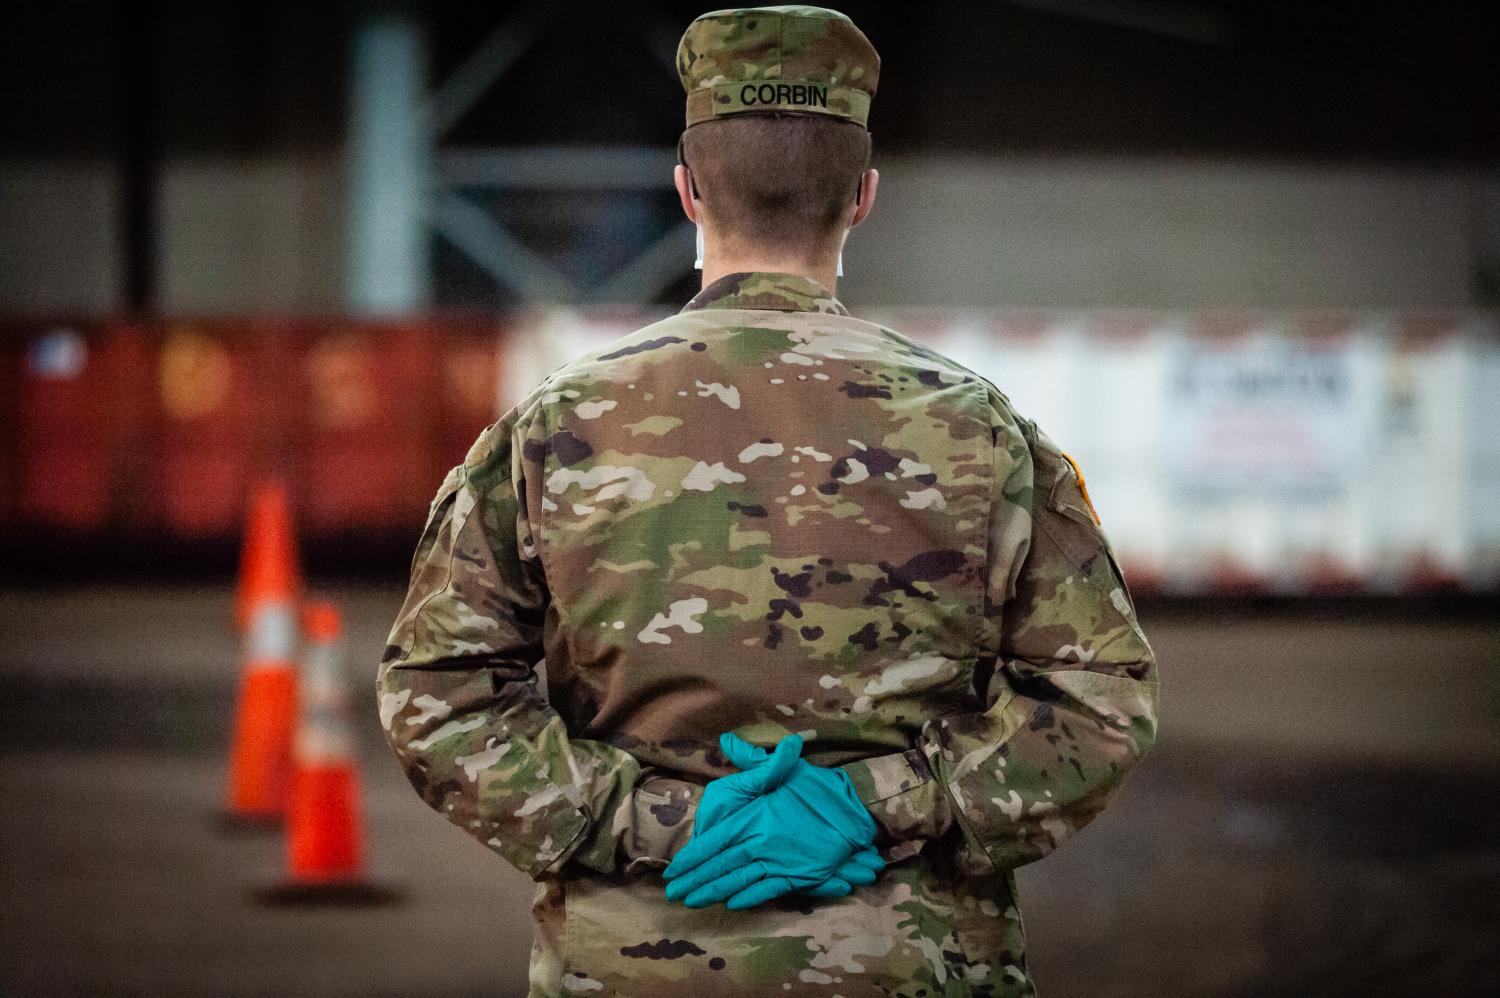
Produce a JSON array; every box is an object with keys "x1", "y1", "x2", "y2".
[
  {"x1": 677, "y1": 5, "x2": 880, "y2": 127},
  {"x1": 377, "y1": 271, "x2": 1160, "y2": 996}
]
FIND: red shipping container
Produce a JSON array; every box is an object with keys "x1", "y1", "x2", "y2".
[
  {"x1": 432, "y1": 320, "x2": 504, "y2": 474},
  {"x1": 148, "y1": 321, "x2": 266, "y2": 536},
  {"x1": 296, "y1": 323, "x2": 436, "y2": 533},
  {"x1": 0, "y1": 329, "x2": 21, "y2": 527},
  {"x1": 14, "y1": 323, "x2": 138, "y2": 531}
]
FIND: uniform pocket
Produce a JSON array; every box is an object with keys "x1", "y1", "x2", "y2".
[{"x1": 622, "y1": 776, "x2": 701, "y2": 876}]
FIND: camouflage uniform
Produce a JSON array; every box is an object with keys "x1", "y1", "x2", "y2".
[{"x1": 377, "y1": 271, "x2": 1160, "y2": 996}]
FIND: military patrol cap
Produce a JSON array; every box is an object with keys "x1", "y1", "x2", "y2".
[{"x1": 676, "y1": 5, "x2": 880, "y2": 129}]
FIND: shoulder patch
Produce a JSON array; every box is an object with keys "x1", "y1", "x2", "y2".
[{"x1": 1059, "y1": 451, "x2": 1101, "y2": 525}]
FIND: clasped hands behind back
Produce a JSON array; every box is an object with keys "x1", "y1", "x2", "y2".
[{"x1": 661, "y1": 731, "x2": 885, "y2": 911}]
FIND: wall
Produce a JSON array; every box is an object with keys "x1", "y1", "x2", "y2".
[
  {"x1": 1, "y1": 155, "x2": 1496, "y2": 314},
  {"x1": 845, "y1": 158, "x2": 1498, "y2": 309},
  {"x1": 1, "y1": 156, "x2": 345, "y2": 315}
]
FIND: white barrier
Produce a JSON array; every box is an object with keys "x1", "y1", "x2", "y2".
[{"x1": 504, "y1": 308, "x2": 1500, "y2": 594}]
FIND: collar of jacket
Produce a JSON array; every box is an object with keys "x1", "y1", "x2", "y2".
[{"x1": 679, "y1": 271, "x2": 851, "y2": 316}]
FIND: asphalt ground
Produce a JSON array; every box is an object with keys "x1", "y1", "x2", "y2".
[{"x1": 2, "y1": 587, "x2": 1498, "y2": 996}]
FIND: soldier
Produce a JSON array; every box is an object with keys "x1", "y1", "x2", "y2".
[{"x1": 376, "y1": 5, "x2": 1159, "y2": 996}]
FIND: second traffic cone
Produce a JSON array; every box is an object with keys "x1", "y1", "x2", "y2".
[
  {"x1": 221, "y1": 479, "x2": 301, "y2": 828},
  {"x1": 256, "y1": 600, "x2": 400, "y2": 905}
]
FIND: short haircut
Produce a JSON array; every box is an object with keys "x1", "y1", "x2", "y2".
[{"x1": 680, "y1": 113, "x2": 872, "y2": 257}]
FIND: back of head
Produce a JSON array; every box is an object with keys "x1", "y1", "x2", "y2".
[{"x1": 681, "y1": 114, "x2": 871, "y2": 259}]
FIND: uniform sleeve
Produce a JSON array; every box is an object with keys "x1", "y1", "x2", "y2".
[
  {"x1": 375, "y1": 411, "x2": 645, "y2": 880},
  {"x1": 839, "y1": 403, "x2": 1160, "y2": 875}
]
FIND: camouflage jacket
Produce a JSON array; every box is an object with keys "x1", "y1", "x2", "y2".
[{"x1": 377, "y1": 271, "x2": 1160, "y2": 997}]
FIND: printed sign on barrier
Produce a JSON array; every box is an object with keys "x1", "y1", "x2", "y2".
[{"x1": 1162, "y1": 326, "x2": 1361, "y2": 504}]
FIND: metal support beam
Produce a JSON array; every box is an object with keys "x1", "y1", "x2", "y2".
[
  {"x1": 432, "y1": 192, "x2": 579, "y2": 303},
  {"x1": 424, "y1": 0, "x2": 568, "y2": 137},
  {"x1": 347, "y1": 6, "x2": 432, "y2": 315},
  {"x1": 439, "y1": 147, "x2": 678, "y2": 191},
  {"x1": 414, "y1": 3, "x2": 692, "y2": 305},
  {"x1": 119, "y1": 0, "x2": 159, "y2": 313},
  {"x1": 594, "y1": 221, "x2": 695, "y2": 303}
]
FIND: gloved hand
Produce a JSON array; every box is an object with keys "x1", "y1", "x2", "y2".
[
  {"x1": 690, "y1": 729, "x2": 803, "y2": 831},
  {"x1": 685, "y1": 731, "x2": 881, "y2": 901},
  {"x1": 663, "y1": 732, "x2": 884, "y2": 910}
]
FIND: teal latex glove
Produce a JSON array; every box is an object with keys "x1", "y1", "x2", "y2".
[
  {"x1": 690, "y1": 729, "x2": 804, "y2": 831},
  {"x1": 684, "y1": 732, "x2": 882, "y2": 902},
  {"x1": 663, "y1": 732, "x2": 884, "y2": 910}
]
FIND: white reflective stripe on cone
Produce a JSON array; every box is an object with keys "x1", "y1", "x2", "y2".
[
  {"x1": 246, "y1": 600, "x2": 297, "y2": 662},
  {"x1": 296, "y1": 639, "x2": 356, "y2": 763}
]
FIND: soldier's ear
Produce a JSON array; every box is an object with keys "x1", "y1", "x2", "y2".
[
  {"x1": 673, "y1": 164, "x2": 701, "y2": 224},
  {"x1": 850, "y1": 168, "x2": 879, "y2": 227}
]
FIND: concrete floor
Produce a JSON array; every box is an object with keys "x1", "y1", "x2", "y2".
[
  {"x1": 1, "y1": 587, "x2": 1498, "y2": 996},
  {"x1": 0, "y1": 750, "x2": 518, "y2": 997}
]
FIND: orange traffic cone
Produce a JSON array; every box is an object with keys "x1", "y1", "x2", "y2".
[
  {"x1": 234, "y1": 479, "x2": 301, "y2": 634},
  {"x1": 220, "y1": 479, "x2": 301, "y2": 829},
  {"x1": 256, "y1": 600, "x2": 400, "y2": 905}
]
